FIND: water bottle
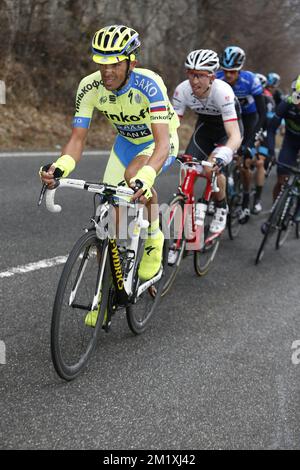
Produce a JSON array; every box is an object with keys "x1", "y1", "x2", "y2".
[{"x1": 195, "y1": 202, "x2": 207, "y2": 226}]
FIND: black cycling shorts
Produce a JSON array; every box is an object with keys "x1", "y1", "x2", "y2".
[{"x1": 185, "y1": 116, "x2": 243, "y2": 160}]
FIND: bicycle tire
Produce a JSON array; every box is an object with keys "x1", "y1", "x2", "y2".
[
  {"x1": 193, "y1": 226, "x2": 220, "y2": 276},
  {"x1": 227, "y1": 193, "x2": 243, "y2": 240},
  {"x1": 255, "y1": 187, "x2": 290, "y2": 265},
  {"x1": 161, "y1": 195, "x2": 186, "y2": 297},
  {"x1": 193, "y1": 203, "x2": 220, "y2": 277},
  {"x1": 51, "y1": 231, "x2": 110, "y2": 380},
  {"x1": 126, "y1": 235, "x2": 168, "y2": 335},
  {"x1": 276, "y1": 194, "x2": 298, "y2": 249},
  {"x1": 227, "y1": 163, "x2": 243, "y2": 240}
]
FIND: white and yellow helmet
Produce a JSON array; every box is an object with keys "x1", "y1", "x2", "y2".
[
  {"x1": 291, "y1": 75, "x2": 300, "y2": 105},
  {"x1": 92, "y1": 25, "x2": 140, "y2": 64}
]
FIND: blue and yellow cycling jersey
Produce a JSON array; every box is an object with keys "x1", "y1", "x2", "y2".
[
  {"x1": 216, "y1": 70, "x2": 263, "y2": 114},
  {"x1": 73, "y1": 68, "x2": 179, "y2": 169},
  {"x1": 73, "y1": 67, "x2": 179, "y2": 158}
]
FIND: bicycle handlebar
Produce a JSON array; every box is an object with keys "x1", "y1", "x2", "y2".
[
  {"x1": 176, "y1": 155, "x2": 219, "y2": 192},
  {"x1": 44, "y1": 178, "x2": 134, "y2": 213},
  {"x1": 176, "y1": 155, "x2": 213, "y2": 167}
]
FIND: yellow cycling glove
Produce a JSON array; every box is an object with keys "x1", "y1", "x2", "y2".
[
  {"x1": 130, "y1": 165, "x2": 157, "y2": 200},
  {"x1": 39, "y1": 154, "x2": 76, "y2": 179},
  {"x1": 53, "y1": 154, "x2": 76, "y2": 177}
]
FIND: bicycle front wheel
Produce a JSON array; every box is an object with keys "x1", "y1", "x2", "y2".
[
  {"x1": 194, "y1": 214, "x2": 220, "y2": 276},
  {"x1": 227, "y1": 193, "x2": 243, "y2": 240},
  {"x1": 126, "y1": 238, "x2": 168, "y2": 335},
  {"x1": 51, "y1": 232, "x2": 110, "y2": 380},
  {"x1": 227, "y1": 164, "x2": 243, "y2": 240}
]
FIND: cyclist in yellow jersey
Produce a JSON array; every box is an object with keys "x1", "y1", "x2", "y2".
[{"x1": 40, "y1": 25, "x2": 179, "y2": 325}]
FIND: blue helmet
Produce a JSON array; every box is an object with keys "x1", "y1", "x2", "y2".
[
  {"x1": 266, "y1": 72, "x2": 280, "y2": 87},
  {"x1": 220, "y1": 46, "x2": 245, "y2": 70}
]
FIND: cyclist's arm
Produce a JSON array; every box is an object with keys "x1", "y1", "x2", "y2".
[
  {"x1": 253, "y1": 94, "x2": 266, "y2": 134},
  {"x1": 267, "y1": 100, "x2": 287, "y2": 156},
  {"x1": 147, "y1": 122, "x2": 170, "y2": 173},
  {"x1": 208, "y1": 120, "x2": 242, "y2": 169},
  {"x1": 223, "y1": 119, "x2": 242, "y2": 153},
  {"x1": 60, "y1": 127, "x2": 88, "y2": 163},
  {"x1": 40, "y1": 127, "x2": 88, "y2": 187}
]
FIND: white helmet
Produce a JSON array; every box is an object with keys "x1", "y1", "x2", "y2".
[
  {"x1": 256, "y1": 73, "x2": 267, "y2": 88},
  {"x1": 291, "y1": 75, "x2": 300, "y2": 105},
  {"x1": 185, "y1": 49, "x2": 219, "y2": 73}
]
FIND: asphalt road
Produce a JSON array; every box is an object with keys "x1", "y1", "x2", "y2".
[{"x1": 0, "y1": 153, "x2": 299, "y2": 450}]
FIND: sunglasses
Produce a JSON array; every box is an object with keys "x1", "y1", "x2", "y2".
[{"x1": 187, "y1": 70, "x2": 212, "y2": 80}]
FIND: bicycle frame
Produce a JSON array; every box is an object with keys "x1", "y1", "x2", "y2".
[
  {"x1": 44, "y1": 178, "x2": 164, "y2": 307},
  {"x1": 171, "y1": 155, "x2": 218, "y2": 250}
]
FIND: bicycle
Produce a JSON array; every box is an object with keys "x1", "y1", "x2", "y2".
[
  {"x1": 226, "y1": 156, "x2": 243, "y2": 240},
  {"x1": 161, "y1": 154, "x2": 221, "y2": 296},
  {"x1": 39, "y1": 178, "x2": 168, "y2": 380},
  {"x1": 255, "y1": 161, "x2": 300, "y2": 265}
]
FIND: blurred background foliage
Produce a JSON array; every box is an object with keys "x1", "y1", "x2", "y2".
[{"x1": 0, "y1": 0, "x2": 299, "y2": 148}]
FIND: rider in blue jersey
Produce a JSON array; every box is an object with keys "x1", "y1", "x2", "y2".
[
  {"x1": 249, "y1": 73, "x2": 276, "y2": 214},
  {"x1": 217, "y1": 46, "x2": 266, "y2": 223}
]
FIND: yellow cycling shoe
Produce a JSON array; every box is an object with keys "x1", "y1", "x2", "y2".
[
  {"x1": 138, "y1": 229, "x2": 164, "y2": 282},
  {"x1": 85, "y1": 293, "x2": 107, "y2": 328}
]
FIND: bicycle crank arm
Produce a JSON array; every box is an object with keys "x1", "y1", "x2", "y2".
[{"x1": 136, "y1": 268, "x2": 163, "y2": 298}]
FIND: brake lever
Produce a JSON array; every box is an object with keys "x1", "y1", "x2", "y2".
[{"x1": 37, "y1": 183, "x2": 47, "y2": 206}]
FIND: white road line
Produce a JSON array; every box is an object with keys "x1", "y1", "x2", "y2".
[{"x1": 0, "y1": 255, "x2": 68, "y2": 278}]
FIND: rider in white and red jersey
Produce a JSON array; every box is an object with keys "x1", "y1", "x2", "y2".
[{"x1": 173, "y1": 49, "x2": 243, "y2": 234}]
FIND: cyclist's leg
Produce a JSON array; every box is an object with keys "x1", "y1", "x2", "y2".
[
  {"x1": 188, "y1": 123, "x2": 229, "y2": 233},
  {"x1": 273, "y1": 134, "x2": 299, "y2": 201},
  {"x1": 186, "y1": 119, "x2": 226, "y2": 200},
  {"x1": 195, "y1": 126, "x2": 229, "y2": 232},
  {"x1": 252, "y1": 153, "x2": 266, "y2": 214},
  {"x1": 253, "y1": 135, "x2": 270, "y2": 213},
  {"x1": 238, "y1": 112, "x2": 258, "y2": 222},
  {"x1": 85, "y1": 147, "x2": 127, "y2": 327},
  {"x1": 124, "y1": 132, "x2": 179, "y2": 281}
]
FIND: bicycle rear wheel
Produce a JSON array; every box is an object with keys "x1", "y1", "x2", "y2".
[
  {"x1": 126, "y1": 237, "x2": 168, "y2": 335},
  {"x1": 161, "y1": 195, "x2": 186, "y2": 296},
  {"x1": 227, "y1": 165, "x2": 243, "y2": 240},
  {"x1": 51, "y1": 232, "x2": 110, "y2": 380},
  {"x1": 194, "y1": 214, "x2": 220, "y2": 276}
]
